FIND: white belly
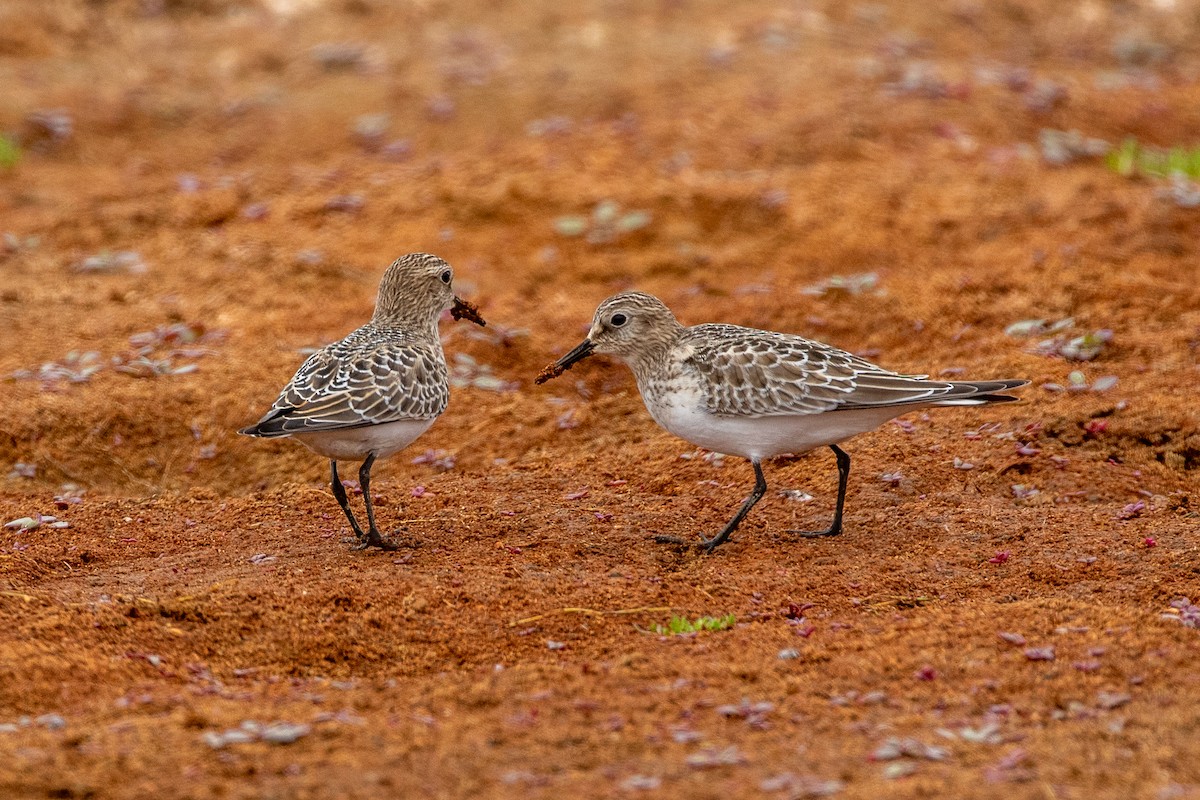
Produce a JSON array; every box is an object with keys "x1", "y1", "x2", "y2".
[
  {"x1": 289, "y1": 419, "x2": 435, "y2": 461},
  {"x1": 647, "y1": 395, "x2": 908, "y2": 461}
]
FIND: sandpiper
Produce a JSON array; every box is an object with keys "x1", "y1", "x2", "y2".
[
  {"x1": 240, "y1": 253, "x2": 485, "y2": 551},
  {"x1": 536, "y1": 291, "x2": 1026, "y2": 551}
]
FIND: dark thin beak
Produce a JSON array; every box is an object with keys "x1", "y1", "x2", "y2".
[
  {"x1": 535, "y1": 339, "x2": 594, "y2": 384},
  {"x1": 450, "y1": 296, "x2": 486, "y2": 326}
]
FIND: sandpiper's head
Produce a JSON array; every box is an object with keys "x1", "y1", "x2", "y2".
[
  {"x1": 535, "y1": 291, "x2": 681, "y2": 383},
  {"x1": 372, "y1": 253, "x2": 485, "y2": 327}
]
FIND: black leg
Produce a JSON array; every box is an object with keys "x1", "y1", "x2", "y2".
[
  {"x1": 352, "y1": 452, "x2": 398, "y2": 551},
  {"x1": 358, "y1": 453, "x2": 378, "y2": 534},
  {"x1": 699, "y1": 459, "x2": 768, "y2": 552},
  {"x1": 788, "y1": 445, "x2": 850, "y2": 538},
  {"x1": 330, "y1": 460, "x2": 365, "y2": 540}
]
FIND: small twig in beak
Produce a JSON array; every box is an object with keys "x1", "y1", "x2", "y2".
[
  {"x1": 535, "y1": 362, "x2": 566, "y2": 384},
  {"x1": 451, "y1": 297, "x2": 486, "y2": 326}
]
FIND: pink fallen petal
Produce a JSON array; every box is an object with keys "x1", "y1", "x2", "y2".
[
  {"x1": 1119, "y1": 501, "x2": 1146, "y2": 520},
  {"x1": 1024, "y1": 646, "x2": 1055, "y2": 661},
  {"x1": 914, "y1": 665, "x2": 938, "y2": 681}
]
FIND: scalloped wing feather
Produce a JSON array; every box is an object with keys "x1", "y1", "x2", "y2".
[
  {"x1": 243, "y1": 330, "x2": 448, "y2": 436},
  {"x1": 684, "y1": 324, "x2": 963, "y2": 418}
]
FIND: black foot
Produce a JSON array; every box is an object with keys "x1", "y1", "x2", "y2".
[
  {"x1": 651, "y1": 533, "x2": 728, "y2": 553},
  {"x1": 786, "y1": 525, "x2": 842, "y2": 539},
  {"x1": 350, "y1": 528, "x2": 399, "y2": 552},
  {"x1": 784, "y1": 446, "x2": 850, "y2": 541}
]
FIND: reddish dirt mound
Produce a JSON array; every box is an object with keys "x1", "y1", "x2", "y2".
[{"x1": 2, "y1": 1, "x2": 1198, "y2": 797}]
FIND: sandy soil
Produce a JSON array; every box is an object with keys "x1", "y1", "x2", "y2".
[{"x1": 2, "y1": 1, "x2": 1199, "y2": 797}]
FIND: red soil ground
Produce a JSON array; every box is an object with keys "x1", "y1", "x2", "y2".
[{"x1": 1, "y1": 1, "x2": 1198, "y2": 797}]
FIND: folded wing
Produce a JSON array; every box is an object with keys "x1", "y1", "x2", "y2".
[
  {"x1": 241, "y1": 339, "x2": 448, "y2": 436},
  {"x1": 685, "y1": 324, "x2": 1025, "y2": 417}
]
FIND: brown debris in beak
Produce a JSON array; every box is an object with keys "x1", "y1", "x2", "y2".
[
  {"x1": 535, "y1": 339, "x2": 595, "y2": 384},
  {"x1": 451, "y1": 297, "x2": 486, "y2": 326},
  {"x1": 534, "y1": 362, "x2": 566, "y2": 384}
]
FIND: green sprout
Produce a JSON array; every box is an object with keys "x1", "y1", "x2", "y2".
[
  {"x1": 1106, "y1": 138, "x2": 1200, "y2": 180},
  {"x1": 651, "y1": 614, "x2": 737, "y2": 635},
  {"x1": 802, "y1": 272, "x2": 879, "y2": 297},
  {"x1": 0, "y1": 134, "x2": 20, "y2": 169},
  {"x1": 554, "y1": 199, "x2": 652, "y2": 245}
]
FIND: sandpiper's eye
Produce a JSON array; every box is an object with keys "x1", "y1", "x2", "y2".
[
  {"x1": 440, "y1": 270, "x2": 452, "y2": 284},
  {"x1": 610, "y1": 313, "x2": 628, "y2": 327}
]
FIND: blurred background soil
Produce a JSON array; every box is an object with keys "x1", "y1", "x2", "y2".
[{"x1": 1, "y1": 0, "x2": 1198, "y2": 797}]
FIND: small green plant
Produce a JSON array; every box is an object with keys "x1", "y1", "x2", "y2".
[
  {"x1": 554, "y1": 199, "x2": 652, "y2": 245},
  {"x1": 1107, "y1": 138, "x2": 1200, "y2": 180},
  {"x1": 651, "y1": 614, "x2": 736, "y2": 635},
  {"x1": 802, "y1": 272, "x2": 879, "y2": 297},
  {"x1": 0, "y1": 134, "x2": 20, "y2": 169}
]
